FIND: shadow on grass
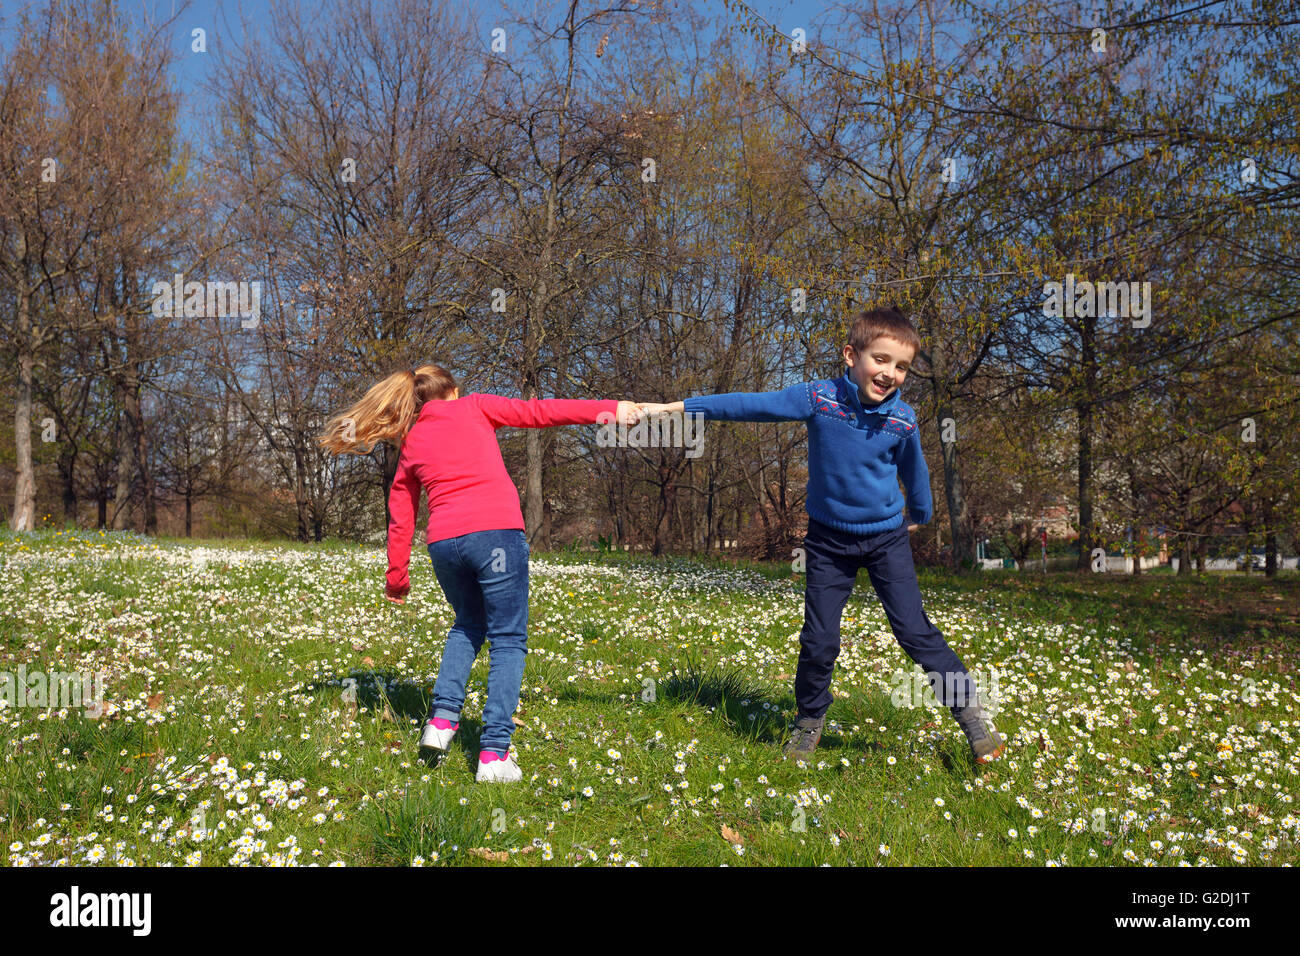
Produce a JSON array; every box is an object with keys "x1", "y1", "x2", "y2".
[
  {"x1": 302, "y1": 671, "x2": 503, "y2": 771},
  {"x1": 302, "y1": 670, "x2": 430, "y2": 723},
  {"x1": 547, "y1": 686, "x2": 626, "y2": 707},
  {"x1": 656, "y1": 656, "x2": 791, "y2": 744},
  {"x1": 923, "y1": 570, "x2": 1300, "y2": 661},
  {"x1": 826, "y1": 692, "x2": 990, "y2": 776}
]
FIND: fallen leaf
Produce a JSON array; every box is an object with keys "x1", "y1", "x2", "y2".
[
  {"x1": 721, "y1": 825, "x2": 743, "y2": 845},
  {"x1": 362, "y1": 656, "x2": 375, "y2": 668},
  {"x1": 469, "y1": 848, "x2": 509, "y2": 862},
  {"x1": 512, "y1": 716, "x2": 526, "y2": 727},
  {"x1": 146, "y1": 692, "x2": 164, "y2": 710}
]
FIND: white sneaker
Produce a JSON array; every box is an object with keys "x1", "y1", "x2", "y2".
[
  {"x1": 419, "y1": 717, "x2": 458, "y2": 752},
  {"x1": 475, "y1": 750, "x2": 522, "y2": 783}
]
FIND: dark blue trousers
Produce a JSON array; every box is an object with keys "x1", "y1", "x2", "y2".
[{"x1": 797, "y1": 518, "x2": 974, "y2": 719}]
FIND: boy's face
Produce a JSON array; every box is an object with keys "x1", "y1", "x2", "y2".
[{"x1": 842, "y1": 335, "x2": 914, "y2": 403}]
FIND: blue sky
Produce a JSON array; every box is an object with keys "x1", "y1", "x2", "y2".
[
  {"x1": 0, "y1": 0, "x2": 832, "y2": 128},
  {"x1": 0, "y1": 0, "x2": 845, "y2": 145}
]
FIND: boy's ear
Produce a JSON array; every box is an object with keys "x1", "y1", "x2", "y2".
[{"x1": 842, "y1": 343, "x2": 858, "y2": 367}]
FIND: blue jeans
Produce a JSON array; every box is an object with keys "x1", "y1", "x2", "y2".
[
  {"x1": 798, "y1": 519, "x2": 975, "y2": 719},
  {"x1": 426, "y1": 529, "x2": 530, "y2": 754}
]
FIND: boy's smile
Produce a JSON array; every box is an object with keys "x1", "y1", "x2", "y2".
[{"x1": 843, "y1": 335, "x2": 913, "y2": 404}]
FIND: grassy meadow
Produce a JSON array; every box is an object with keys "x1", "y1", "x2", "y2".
[{"x1": 1, "y1": 527, "x2": 1297, "y2": 867}]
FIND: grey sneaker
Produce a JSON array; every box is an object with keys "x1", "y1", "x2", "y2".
[
  {"x1": 950, "y1": 700, "x2": 1004, "y2": 764},
  {"x1": 783, "y1": 714, "x2": 825, "y2": 761}
]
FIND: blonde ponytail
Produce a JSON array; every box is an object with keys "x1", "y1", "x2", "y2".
[{"x1": 319, "y1": 364, "x2": 458, "y2": 455}]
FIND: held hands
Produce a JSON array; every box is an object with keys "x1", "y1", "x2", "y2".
[
  {"x1": 635, "y1": 401, "x2": 684, "y2": 417},
  {"x1": 615, "y1": 401, "x2": 645, "y2": 426}
]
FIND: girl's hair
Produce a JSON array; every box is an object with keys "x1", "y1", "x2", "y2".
[
  {"x1": 318, "y1": 364, "x2": 458, "y2": 455},
  {"x1": 847, "y1": 306, "x2": 922, "y2": 356}
]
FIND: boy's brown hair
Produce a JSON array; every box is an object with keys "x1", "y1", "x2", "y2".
[{"x1": 847, "y1": 306, "x2": 922, "y2": 357}]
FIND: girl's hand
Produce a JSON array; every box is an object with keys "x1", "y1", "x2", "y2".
[
  {"x1": 616, "y1": 401, "x2": 643, "y2": 425},
  {"x1": 385, "y1": 583, "x2": 409, "y2": 604}
]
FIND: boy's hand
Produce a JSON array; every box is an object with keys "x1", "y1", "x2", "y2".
[
  {"x1": 907, "y1": 524, "x2": 919, "y2": 532},
  {"x1": 616, "y1": 401, "x2": 643, "y2": 425}
]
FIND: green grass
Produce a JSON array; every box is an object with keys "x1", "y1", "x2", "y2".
[{"x1": 1, "y1": 526, "x2": 1297, "y2": 867}]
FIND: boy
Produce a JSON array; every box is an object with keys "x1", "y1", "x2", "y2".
[{"x1": 638, "y1": 306, "x2": 1003, "y2": 765}]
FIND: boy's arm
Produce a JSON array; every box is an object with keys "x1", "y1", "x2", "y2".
[
  {"x1": 647, "y1": 384, "x2": 811, "y2": 423},
  {"x1": 897, "y1": 428, "x2": 934, "y2": 526},
  {"x1": 471, "y1": 393, "x2": 625, "y2": 429},
  {"x1": 385, "y1": 451, "x2": 421, "y2": 602}
]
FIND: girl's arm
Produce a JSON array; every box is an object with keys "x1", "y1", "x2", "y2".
[
  {"x1": 472, "y1": 393, "x2": 640, "y2": 429},
  {"x1": 641, "y1": 384, "x2": 811, "y2": 423},
  {"x1": 385, "y1": 451, "x2": 421, "y2": 603}
]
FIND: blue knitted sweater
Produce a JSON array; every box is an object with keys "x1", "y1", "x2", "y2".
[{"x1": 683, "y1": 374, "x2": 933, "y2": 534}]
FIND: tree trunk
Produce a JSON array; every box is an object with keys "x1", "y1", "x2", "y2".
[
  {"x1": 1075, "y1": 315, "x2": 1097, "y2": 571},
  {"x1": 11, "y1": 279, "x2": 37, "y2": 532},
  {"x1": 112, "y1": 369, "x2": 138, "y2": 530},
  {"x1": 381, "y1": 442, "x2": 399, "y2": 531},
  {"x1": 524, "y1": 419, "x2": 545, "y2": 548},
  {"x1": 1265, "y1": 529, "x2": 1278, "y2": 578},
  {"x1": 293, "y1": 447, "x2": 310, "y2": 542},
  {"x1": 651, "y1": 460, "x2": 674, "y2": 556},
  {"x1": 704, "y1": 465, "x2": 716, "y2": 553},
  {"x1": 136, "y1": 398, "x2": 157, "y2": 535},
  {"x1": 1129, "y1": 466, "x2": 1140, "y2": 574},
  {"x1": 929, "y1": 336, "x2": 972, "y2": 571},
  {"x1": 113, "y1": 264, "x2": 145, "y2": 531},
  {"x1": 937, "y1": 402, "x2": 972, "y2": 571},
  {"x1": 522, "y1": 294, "x2": 546, "y2": 548},
  {"x1": 59, "y1": 444, "x2": 78, "y2": 524}
]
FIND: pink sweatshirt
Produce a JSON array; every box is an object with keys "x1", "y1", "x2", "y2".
[{"x1": 385, "y1": 392, "x2": 618, "y2": 596}]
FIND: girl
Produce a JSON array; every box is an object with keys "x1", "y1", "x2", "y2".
[{"x1": 320, "y1": 365, "x2": 640, "y2": 782}]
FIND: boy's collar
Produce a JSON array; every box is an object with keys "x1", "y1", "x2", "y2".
[{"x1": 841, "y1": 372, "x2": 902, "y2": 415}]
